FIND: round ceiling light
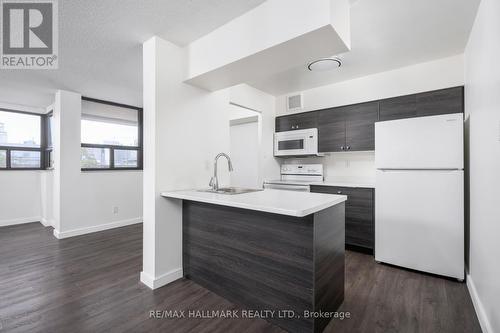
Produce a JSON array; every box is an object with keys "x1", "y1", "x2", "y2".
[{"x1": 307, "y1": 57, "x2": 342, "y2": 71}]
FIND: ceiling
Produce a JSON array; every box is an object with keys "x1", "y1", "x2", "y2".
[
  {"x1": 0, "y1": 0, "x2": 267, "y2": 108},
  {"x1": 0, "y1": 0, "x2": 480, "y2": 108},
  {"x1": 250, "y1": 0, "x2": 481, "y2": 95}
]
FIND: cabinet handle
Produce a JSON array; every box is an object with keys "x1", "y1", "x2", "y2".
[
  {"x1": 341, "y1": 146, "x2": 345, "y2": 150},
  {"x1": 337, "y1": 191, "x2": 342, "y2": 194},
  {"x1": 346, "y1": 146, "x2": 350, "y2": 150}
]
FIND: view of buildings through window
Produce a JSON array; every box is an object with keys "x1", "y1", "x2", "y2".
[
  {"x1": 81, "y1": 146, "x2": 110, "y2": 168},
  {"x1": 0, "y1": 111, "x2": 42, "y2": 169},
  {"x1": 80, "y1": 99, "x2": 142, "y2": 170},
  {"x1": 0, "y1": 100, "x2": 142, "y2": 170}
]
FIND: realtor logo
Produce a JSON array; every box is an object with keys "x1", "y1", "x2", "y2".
[{"x1": 1, "y1": 0, "x2": 58, "y2": 69}]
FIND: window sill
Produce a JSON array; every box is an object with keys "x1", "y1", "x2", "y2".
[
  {"x1": 0, "y1": 168, "x2": 45, "y2": 171},
  {"x1": 81, "y1": 168, "x2": 143, "y2": 172}
]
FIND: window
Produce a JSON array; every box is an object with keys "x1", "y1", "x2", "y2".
[
  {"x1": 81, "y1": 147, "x2": 110, "y2": 168},
  {"x1": 0, "y1": 150, "x2": 6, "y2": 168},
  {"x1": 43, "y1": 112, "x2": 54, "y2": 169},
  {"x1": 114, "y1": 149, "x2": 138, "y2": 168},
  {"x1": 11, "y1": 150, "x2": 41, "y2": 168},
  {"x1": 80, "y1": 97, "x2": 142, "y2": 170},
  {"x1": 0, "y1": 109, "x2": 45, "y2": 170}
]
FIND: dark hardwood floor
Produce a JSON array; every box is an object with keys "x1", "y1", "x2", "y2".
[{"x1": 0, "y1": 223, "x2": 481, "y2": 333}]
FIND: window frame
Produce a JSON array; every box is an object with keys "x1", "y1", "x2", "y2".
[
  {"x1": 43, "y1": 111, "x2": 53, "y2": 169},
  {"x1": 80, "y1": 97, "x2": 143, "y2": 171},
  {"x1": 0, "y1": 107, "x2": 47, "y2": 171}
]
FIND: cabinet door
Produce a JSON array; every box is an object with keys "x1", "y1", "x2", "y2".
[
  {"x1": 379, "y1": 94, "x2": 417, "y2": 121},
  {"x1": 275, "y1": 112, "x2": 317, "y2": 132},
  {"x1": 318, "y1": 108, "x2": 346, "y2": 152},
  {"x1": 345, "y1": 102, "x2": 378, "y2": 151},
  {"x1": 379, "y1": 87, "x2": 464, "y2": 122},
  {"x1": 310, "y1": 185, "x2": 375, "y2": 250},
  {"x1": 416, "y1": 87, "x2": 463, "y2": 117},
  {"x1": 343, "y1": 187, "x2": 374, "y2": 250}
]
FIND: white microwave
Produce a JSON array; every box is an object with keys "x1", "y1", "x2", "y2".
[{"x1": 274, "y1": 128, "x2": 322, "y2": 157}]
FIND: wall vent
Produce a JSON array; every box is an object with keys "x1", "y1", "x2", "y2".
[{"x1": 286, "y1": 93, "x2": 303, "y2": 112}]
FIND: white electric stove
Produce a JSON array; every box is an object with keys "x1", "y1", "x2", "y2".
[{"x1": 264, "y1": 164, "x2": 323, "y2": 192}]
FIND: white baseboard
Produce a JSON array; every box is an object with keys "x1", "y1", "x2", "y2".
[
  {"x1": 467, "y1": 274, "x2": 493, "y2": 333},
  {"x1": 40, "y1": 217, "x2": 54, "y2": 227},
  {"x1": 0, "y1": 216, "x2": 41, "y2": 227},
  {"x1": 140, "y1": 268, "x2": 183, "y2": 290},
  {"x1": 53, "y1": 217, "x2": 142, "y2": 239}
]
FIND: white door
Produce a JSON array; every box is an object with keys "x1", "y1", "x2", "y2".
[
  {"x1": 375, "y1": 113, "x2": 464, "y2": 169},
  {"x1": 230, "y1": 118, "x2": 260, "y2": 188},
  {"x1": 375, "y1": 169, "x2": 464, "y2": 279}
]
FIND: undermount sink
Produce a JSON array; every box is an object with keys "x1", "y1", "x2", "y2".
[{"x1": 199, "y1": 187, "x2": 264, "y2": 195}]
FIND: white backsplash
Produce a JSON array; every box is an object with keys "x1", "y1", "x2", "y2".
[{"x1": 283, "y1": 151, "x2": 376, "y2": 183}]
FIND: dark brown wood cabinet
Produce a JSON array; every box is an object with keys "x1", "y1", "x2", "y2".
[
  {"x1": 310, "y1": 185, "x2": 375, "y2": 251},
  {"x1": 317, "y1": 102, "x2": 378, "y2": 152},
  {"x1": 379, "y1": 87, "x2": 463, "y2": 121},
  {"x1": 183, "y1": 200, "x2": 345, "y2": 333},
  {"x1": 378, "y1": 94, "x2": 417, "y2": 121},
  {"x1": 344, "y1": 102, "x2": 379, "y2": 151},
  {"x1": 275, "y1": 111, "x2": 317, "y2": 132},
  {"x1": 416, "y1": 87, "x2": 464, "y2": 117},
  {"x1": 318, "y1": 107, "x2": 346, "y2": 152},
  {"x1": 275, "y1": 86, "x2": 464, "y2": 153}
]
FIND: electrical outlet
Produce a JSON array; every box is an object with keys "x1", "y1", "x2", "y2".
[{"x1": 113, "y1": 206, "x2": 119, "y2": 214}]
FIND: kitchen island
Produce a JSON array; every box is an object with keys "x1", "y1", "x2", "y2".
[{"x1": 161, "y1": 189, "x2": 347, "y2": 333}]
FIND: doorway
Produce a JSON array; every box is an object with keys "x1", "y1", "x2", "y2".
[{"x1": 229, "y1": 104, "x2": 261, "y2": 188}]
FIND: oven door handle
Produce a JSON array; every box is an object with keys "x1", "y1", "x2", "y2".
[{"x1": 264, "y1": 183, "x2": 310, "y2": 192}]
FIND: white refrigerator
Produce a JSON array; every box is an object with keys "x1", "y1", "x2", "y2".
[{"x1": 375, "y1": 113, "x2": 464, "y2": 280}]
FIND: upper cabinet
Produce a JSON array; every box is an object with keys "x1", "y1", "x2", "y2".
[
  {"x1": 416, "y1": 87, "x2": 464, "y2": 117},
  {"x1": 379, "y1": 87, "x2": 463, "y2": 121},
  {"x1": 318, "y1": 102, "x2": 378, "y2": 152},
  {"x1": 275, "y1": 111, "x2": 317, "y2": 132},
  {"x1": 275, "y1": 86, "x2": 464, "y2": 153},
  {"x1": 378, "y1": 94, "x2": 416, "y2": 121},
  {"x1": 318, "y1": 107, "x2": 346, "y2": 152},
  {"x1": 344, "y1": 102, "x2": 379, "y2": 151}
]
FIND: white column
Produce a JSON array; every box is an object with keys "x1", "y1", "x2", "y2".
[
  {"x1": 139, "y1": 37, "x2": 276, "y2": 290},
  {"x1": 140, "y1": 37, "x2": 184, "y2": 289},
  {"x1": 52, "y1": 90, "x2": 82, "y2": 237}
]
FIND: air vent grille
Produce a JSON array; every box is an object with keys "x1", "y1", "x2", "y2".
[{"x1": 287, "y1": 93, "x2": 303, "y2": 112}]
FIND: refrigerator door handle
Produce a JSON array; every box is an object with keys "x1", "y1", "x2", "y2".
[{"x1": 378, "y1": 168, "x2": 462, "y2": 171}]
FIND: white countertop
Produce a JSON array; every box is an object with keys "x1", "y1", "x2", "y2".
[
  {"x1": 264, "y1": 179, "x2": 375, "y2": 188},
  {"x1": 161, "y1": 189, "x2": 347, "y2": 217}
]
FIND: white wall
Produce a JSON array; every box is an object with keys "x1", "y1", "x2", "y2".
[
  {"x1": 0, "y1": 102, "x2": 46, "y2": 227},
  {"x1": 0, "y1": 171, "x2": 41, "y2": 226},
  {"x1": 229, "y1": 84, "x2": 280, "y2": 183},
  {"x1": 464, "y1": 0, "x2": 500, "y2": 331},
  {"x1": 230, "y1": 120, "x2": 260, "y2": 188},
  {"x1": 188, "y1": 0, "x2": 332, "y2": 78},
  {"x1": 229, "y1": 104, "x2": 258, "y2": 120},
  {"x1": 40, "y1": 170, "x2": 54, "y2": 226},
  {"x1": 52, "y1": 90, "x2": 143, "y2": 239},
  {"x1": 141, "y1": 37, "x2": 279, "y2": 289},
  {"x1": 185, "y1": 0, "x2": 350, "y2": 91},
  {"x1": 276, "y1": 54, "x2": 465, "y2": 115}
]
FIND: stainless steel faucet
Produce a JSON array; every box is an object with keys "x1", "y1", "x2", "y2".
[{"x1": 209, "y1": 153, "x2": 234, "y2": 191}]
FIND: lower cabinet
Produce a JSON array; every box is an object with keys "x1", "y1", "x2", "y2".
[{"x1": 311, "y1": 185, "x2": 375, "y2": 252}]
